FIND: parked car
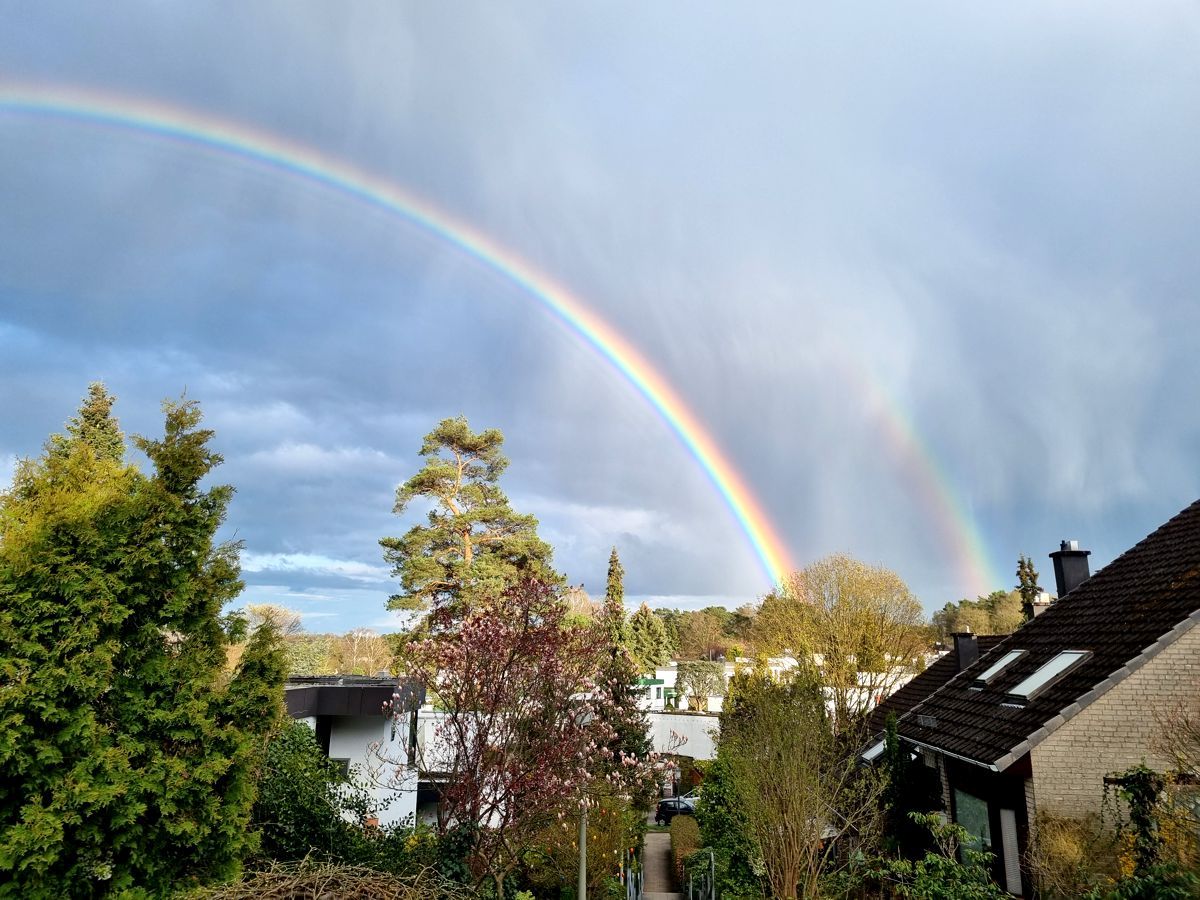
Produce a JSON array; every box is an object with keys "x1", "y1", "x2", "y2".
[{"x1": 655, "y1": 797, "x2": 695, "y2": 826}]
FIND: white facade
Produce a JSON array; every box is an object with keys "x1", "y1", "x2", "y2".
[
  {"x1": 647, "y1": 711, "x2": 718, "y2": 760},
  {"x1": 296, "y1": 713, "x2": 418, "y2": 828},
  {"x1": 637, "y1": 656, "x2": 800, "y2": 713}
]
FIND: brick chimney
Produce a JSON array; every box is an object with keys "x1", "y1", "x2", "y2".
[
  {"x1": 952, "y1": 632, "x2": 979, "y2": 671},
  {"x1": 1049, "y1": 540, "x2": 1091, "y2": 598}
]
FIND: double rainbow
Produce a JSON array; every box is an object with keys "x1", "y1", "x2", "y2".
[{"x1": 0, "y1": 81, "x2": 999, "y2": 596}]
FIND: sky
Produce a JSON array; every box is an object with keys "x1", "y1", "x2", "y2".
[{"x1": 2, "y1": 3, "x2": 1199, "y2": 632}]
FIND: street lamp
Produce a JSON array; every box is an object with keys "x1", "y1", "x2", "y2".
[{"x1": 578, "y1": 800, "x2": 588, "y2": 900}]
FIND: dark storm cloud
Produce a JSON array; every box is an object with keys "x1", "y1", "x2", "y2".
[{"x1": 3, "y1": 2, "x2": 1199, "y2": 628}]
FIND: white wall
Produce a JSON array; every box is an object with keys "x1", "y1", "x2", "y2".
[
  {"x1": 313, "y1": 715, "x2": 418, "y2": 828},
  {"x1": 648, "y1": 711, "x2": 719, "y2": 760}
]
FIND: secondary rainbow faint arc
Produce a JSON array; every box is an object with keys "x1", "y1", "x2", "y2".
[{"x1": 0, "y1": 81, "x2": 800, "y2": 588}]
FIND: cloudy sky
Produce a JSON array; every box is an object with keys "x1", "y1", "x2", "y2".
[{"x1": 3, "y1": 4, "x2": 1198, "y2": 632}]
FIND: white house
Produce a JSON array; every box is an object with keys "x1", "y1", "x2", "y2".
[{"x1": 284, "y1": 676, "x2": 423, "y2": 828}]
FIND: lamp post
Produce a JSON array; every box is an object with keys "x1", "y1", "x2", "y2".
[{"x1": 578, "y1": 801, "x2": 588, "y2": 900}]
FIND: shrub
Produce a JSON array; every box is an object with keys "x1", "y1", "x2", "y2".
[
  {"x1": 1027, "y1": 812, "x2": 1119, "y2": 897},
  {"x1": 671, "y1": 815, "x2": 702, "y2": 880},
  {"x1": 251, "y1": 721, "x2": 447, "y2": 878},
  {"x1": 694, "y1": 756, "x2": 763, "y2": 898}
]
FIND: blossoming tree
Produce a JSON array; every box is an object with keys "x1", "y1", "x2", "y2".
[{"x1": 391, "y1": 579, "x2": 655, "y2": 897}]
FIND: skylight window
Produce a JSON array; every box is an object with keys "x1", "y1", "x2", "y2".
[
  {"x1": 1010, "y1": 651, "x2": 1090, "y2": 699},
  {"x1": 975, "y1": 650, "x2": 1026, "y2": 684},
  {"x1": 862, "y1": 741, "x2": 885, "y2": 762}
]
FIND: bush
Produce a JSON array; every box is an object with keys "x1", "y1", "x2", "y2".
[
  {"x1": 251, "y1": 721, "x2": 447, "y2": 878},
  {"x1": 1028, "y1": 813, "x2": 1119, "y2": 897},
  {"x1": 671, "y1": 815, "x2": 701, "y2": 880},
  {"x1": 694, "y1": 756, "x2": 763, "y2": 898}
]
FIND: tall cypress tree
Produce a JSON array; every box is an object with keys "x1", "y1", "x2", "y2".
[
  {"x1": 594, "y1": 550, "x2": 653, "y2": 806},
  {"x1": 602, "y1": 547, "x2": 628, "y2": 648},
  {"x1": 0, "y1": 389, "x2": 285, "y2": 896}
]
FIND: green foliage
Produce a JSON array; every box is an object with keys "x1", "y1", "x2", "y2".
[
  {"x1": 866, "y1": 813, "x2": 1008, "y2": 899},
  {"x1": 283, "y1": 633, "x2": 333, "y2": 675},
  {"x1": 602, "y1": 547, "x2": 627, "y2": 648},
  {"x1": 48, "y1": 382, "x2": 126, "y2": 464},
  {"x1": 0, "y1": 389, "x2": 286, "y2": 897},
  {"x1": 1086, "y1": 764, "x2": 1200, "y2": 898},
  {"x1": 380, "y1": 417, "x2": 560, "y2": 615},
  {"x1": 252, "y1": 721, "x2": 454, "y2": 879},
  {"x1": 1083, "y1": 864, "x2": 1200, "y2": 900},
  {"x1": 627, "y1": 604, "x2": 670, "y2": 673},
  {"x1": 652, "y1": 607, "x2": 683, "y2": 658},
  {"x1": 932, "y1": 590, "x2": 1024, "y2": 640},
  {"x1": 694, "y1": 757, "x2": 764, "y2": 899},
  {"x1": 253, "y1": 721, "x2": 377, "y2": 863},
  {"x1": 520, "y1": 793, "x2": 644, "y2": 898},
  {"x1": 595, "y1": 553, "x2": 654, "y2": 807},
  {"x1": 670, "y1": 815, "x2": 701, "y2": 880},
  {"x1": 675, "y1": 660, "x2": 725, "y2": 711}
]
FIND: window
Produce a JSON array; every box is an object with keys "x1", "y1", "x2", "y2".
[
  {"x1": 953, "y1": 789, "x2": 992, "y2": 854},
  {"x1": 862, "y1": 740, "x2": 885, "y2": 762},
  {"x1": 975, "y1": 650, "x2": 1026, "y2": 684},
  {"x1": 656, "y1": 687, "x2": 663, "y2": 700},
  {"x1": 330, "y1": 758, "x2": 351, "y2": 778},
  {"x1": 1010, "y1": 651, "x2": 1089, "y2": 699}
]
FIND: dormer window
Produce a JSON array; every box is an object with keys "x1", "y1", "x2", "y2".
[
  {"x1": 1009, "y1": 651, "x2": 1090, "y2": 700},
  {"x1": 974, "y1": 650, "x2": 1026, "y2": 685},
  {"x1": 862, "y1": 740, "x2": 885, "y2": 762}
]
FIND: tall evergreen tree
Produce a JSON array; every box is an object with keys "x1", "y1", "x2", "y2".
[
  {"x1": 1016, "y1": 554, "x2": 1042, "y2": 623},
  {"x1": 595, "y1": 549, "x2": 653, "y2": 805},
  {"x1": 380, "y1": 417, "x2": 560, "y2": 615},
  {"x1": 0, "y1": 389, "x2": 286, "y2": 896},
  {"x1": 48, "y1": 382, "x2": 125, "y2": 464},
  {"x1": 601, "y1": 547, "x2": 627, "y2": 647}
]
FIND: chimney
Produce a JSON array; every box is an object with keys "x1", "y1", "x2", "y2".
[
  {"x1": 1050, "y1": 540, "x2": 1091, "y2": 598},
  {"x1": 952, "y1": 632, "x2": 979, "y2": 671}
]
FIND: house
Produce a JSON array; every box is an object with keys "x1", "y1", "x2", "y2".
[
  {"x1": 285, "y1": 675, "x2": 424, "y2": 827},
  {"x1": 878, "y1": 499, "x2": 1200, "y2": 896},
  {"x1": 862, "y1": 632, "x2": 1010, "y2": 751}
]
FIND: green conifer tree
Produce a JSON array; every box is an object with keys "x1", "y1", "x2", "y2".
[
  {"x1": 47, "y1": 382, "x2": 126, "y2": 464},
  {"x1": 602, "y1": 547, "x2": 628, "y2": 647},
  {"x1": 594, "y1": 549, "x2": 653, "y2": 804},
  {"x1": 627, "y1": 603, "x2": 670, "y2": 673},
  {"x1": 380, "y1": 417, "x2": 560, "y2": 615},
  {"x1": 0, "y1": 389, "x2": 285, "y2": 896},
  {"x1": 1016, "y1": 554, "x2": 1042, "y2": 623}
]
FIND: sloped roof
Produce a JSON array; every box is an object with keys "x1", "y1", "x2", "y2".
[
  {"x1": 866, "y1": 635, "x2": 1008, "y2": 737},
  {"x1": 897, "y1": 498, "x2": 1200, "y2": 769}
]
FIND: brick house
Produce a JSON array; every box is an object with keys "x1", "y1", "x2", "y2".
[{"x1": 873, "y1": 499, "x2": 1200, "y2": 895}]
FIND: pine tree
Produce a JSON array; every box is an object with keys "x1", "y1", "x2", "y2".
[
  {"x1": 1016, "y1": 554, "x2": 1042, "y2": 623},
  {"x1": 0, "y1": 389, "x2": 286, "y2": 896},
  {"x1": 380, "y1": 417, "x2": 560, "y2": 616}
]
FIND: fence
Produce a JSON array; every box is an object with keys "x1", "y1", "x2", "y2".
[
  {"x1": 685, "y1": 848, "x2": 716, "y2": 900},
  {"x1": 622, "y1": 846, "x2": 643, "y2": 900}
]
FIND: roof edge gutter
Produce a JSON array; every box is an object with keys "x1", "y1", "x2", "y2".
[{"x1": 898, "y1": 735, "x2": 1001, "y2": 772}]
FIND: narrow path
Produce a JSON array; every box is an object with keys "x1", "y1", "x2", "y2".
[{"x1": 642, "y1": 831, "x2": 682, "y2": 900}]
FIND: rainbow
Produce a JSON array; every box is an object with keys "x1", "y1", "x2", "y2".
[{"x1": 0, "y1": 81, "x2": 1001, "y2": 597}]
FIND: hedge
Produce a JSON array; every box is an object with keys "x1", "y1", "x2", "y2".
[{"x1": 670, "y1": 815, "x2": 702, "y2": 881}]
